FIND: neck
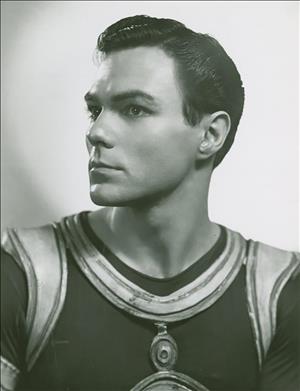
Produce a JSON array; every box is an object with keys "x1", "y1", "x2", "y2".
[{"x1": 90, "y1": 169, "x2": 220, "y2": 278}]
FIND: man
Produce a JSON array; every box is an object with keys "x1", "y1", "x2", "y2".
[{"x1": 1, "y1": 15, "x2": 299, "y2": 391}]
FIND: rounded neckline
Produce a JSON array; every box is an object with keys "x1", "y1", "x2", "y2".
[
  {"x1": 61, "y1": 213, "x2": 245, "y2": 321},
  {"x1": 79, "y1": 211, "x2": 227, "y2": 285}
]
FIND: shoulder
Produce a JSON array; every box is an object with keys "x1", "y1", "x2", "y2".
[
  {"x1": 245, "y1": 238, "x2": 299, "y2": 291},
  {"x1": 244, "y1": 237, "x2": 299, "y2": 316},
  {"x1": 246, "y1": 235, "x2": 299, "y2": 264},
  {"x1": 223, "y1": 226, "x2": 300, "y2": 281},
  {"x1": 1, "y1": 247, "x2": 27, "y2": 313},
  {"x1": 1, "y1": 211, "x2": 89, "y2": 260},
  {"x1": 249, "y1": 238, "x2": 299, "y2": 265},
  {"x1": 257, "y1": 241, "x2": 300, "y2": 325},
  {"x1": 226, "y1": 228, "x2": 300, "y2": 366},
  {"x1": 1, "y1": 214, "x2": 75, "y2": 373},
  {"x1": 258, "y1": 254, "x2": 300, "y2": 390},
  {"x1": 1, "y1": 248, "x2": 27, "y2": 381}
]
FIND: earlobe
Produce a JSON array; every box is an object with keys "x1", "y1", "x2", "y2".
[{"x1": 199, "y1": 140, "x2": 210, "y2": 150}]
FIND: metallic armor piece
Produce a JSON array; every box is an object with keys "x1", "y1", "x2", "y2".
[
  {"x1": 150, "y1": 323, "x2": 178, "y2": 371},
  {"x1": 131, "y1": 322, "x2": 210, "y2": 390},
  {"x1": 245, "y1": 240, "x2": 300, "y2": 367},
  {"x1": 131, "y1": 371, "x2": 209, "y2": 391},
  {"x1": 1, "y1": 224, "x2": 68, "y2": 371},
  {"x1": 0, "y1": 356, "x2": 20, "y2": 391}
]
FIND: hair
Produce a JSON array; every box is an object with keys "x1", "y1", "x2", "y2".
[{"x1": 96, "y1": 15, "x2": 245, "y2": 167}]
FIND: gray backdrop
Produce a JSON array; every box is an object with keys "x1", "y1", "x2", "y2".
[{"x1": 1, "y1": 1, "x2": 299, "y2": 251}]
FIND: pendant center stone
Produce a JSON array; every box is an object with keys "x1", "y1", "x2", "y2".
[{"x1": 150, "y1": 322, "x2": 178, "y2": 371}]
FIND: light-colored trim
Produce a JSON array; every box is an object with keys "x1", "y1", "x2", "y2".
[
  {"x1": 0, "y1": 356, "x2": 20, "y2": 391},
  {"x1": 4, "y1": 229, "x2": 38, "y2": 335},
  {"x1": 246, "y1": 241, "x2": 263, "y2": 368},
  {"x1": 60, "y1": 214, "x2": 246, "y2": 323},
  {"x1": 246, "y1": 241, "x2": 300, "y2": 368},
  {"x1": 2, "y1": 225, "x2": 68, "y2": 371},
  {"x1": 269, "y1": 253, "x2": 300, "y2": 337},
  {"x1": 1, "y1": 230, "x2": 25, "y2": 272},
  {"x1": 131, "y1": 370, "x2": 210, "y2": 391},
  {"x1": 26, "y1": 224, "x2": 68, "y2": 371}
]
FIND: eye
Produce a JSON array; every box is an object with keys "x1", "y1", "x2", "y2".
[
  {"x1": 87, "y1": 105, "x2": 102, "y2": 122},
  {"x1": 123, "y1": 105, "x2": 149, "y2": 118}
]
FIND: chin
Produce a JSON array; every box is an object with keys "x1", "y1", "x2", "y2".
[
  {"x1": 89, "y1": 184, "x2": 133, "y2": 207},
  {"x1": 89, "y1": 183, "x2": 163, "y2": 208},
  {"x1": 90, "y1": 191, "x2": 120, "y2": 207}
]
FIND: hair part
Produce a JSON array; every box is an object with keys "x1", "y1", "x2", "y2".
[{"x1": 97, "y1": 15, "x2": 245, "y2": 167}]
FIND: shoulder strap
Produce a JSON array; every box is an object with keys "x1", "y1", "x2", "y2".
[
  {"x1": 1, "y1": 223, "x2": 68, "y2": 372},
  {"x1": 0, "y1": 355, "x2": 20, "y2": 391},
  {"x1": 246, "y1": 240, "x2": 300, "y2": 368}
]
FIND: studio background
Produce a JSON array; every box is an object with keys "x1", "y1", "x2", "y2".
[{"x1": 1, "y1": 1, "x2": 299, "y2": 251}]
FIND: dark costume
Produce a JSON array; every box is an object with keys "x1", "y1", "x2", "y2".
[{"x1": 1, "y1": 212, "x2": 300, "y2": 391}]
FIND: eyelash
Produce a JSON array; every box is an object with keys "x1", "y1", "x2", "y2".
[
  {"x1": 87, "y1": 106, "x2": 102, "y2": 122},
  {"x1": 86, "y1": 104, "x2": 151, "y2": 122}
]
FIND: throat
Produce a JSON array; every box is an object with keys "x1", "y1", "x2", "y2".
[{"x1": 88, "y1": 207, "x2": 221, "y2": 279}]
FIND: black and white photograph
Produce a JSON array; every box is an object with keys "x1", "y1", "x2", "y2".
[{"x1": 1, "y1": 1, "x2": 299, "y2": 390}]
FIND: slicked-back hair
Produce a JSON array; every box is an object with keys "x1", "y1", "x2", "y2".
[{"x1": 97, "y1": 15, "x2": 245, "y2": 167}]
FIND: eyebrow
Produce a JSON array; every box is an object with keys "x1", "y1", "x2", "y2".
[{"x1": 84, "y1": 90, "x2": 157, "y2": 105}]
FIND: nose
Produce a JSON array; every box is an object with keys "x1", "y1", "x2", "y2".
[{"x1": 86, "y1": 112, "x2": 114, "y2": 149}]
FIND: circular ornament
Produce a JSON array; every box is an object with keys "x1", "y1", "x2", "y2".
[
  {"x1": 150, "y1": 323, "x2": 178, "y2": 371},
  {"x1": 131, "y1": 370, "x2": 210, "y2": 391}
]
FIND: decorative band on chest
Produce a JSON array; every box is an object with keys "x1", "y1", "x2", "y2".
[{"x1": 60, "y1": 215, "x2": 246, "y2": 322}]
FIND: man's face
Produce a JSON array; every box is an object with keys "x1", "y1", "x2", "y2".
[{"x1": 85, "y1": 46, "x2": 200, "y2": 206}]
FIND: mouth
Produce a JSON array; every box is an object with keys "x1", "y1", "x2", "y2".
[
  {"x1": 89, "y1": 161, "x2": 122, "y2": 181},
  {"x1": 89, "y1": 160, "x2": 121, "y2": 171}
]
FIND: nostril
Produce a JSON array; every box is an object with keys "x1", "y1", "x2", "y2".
[
  {"x1": 100, "y1": 140, "x2": 113, "y2": 149},
  {"x1": 86, "y1": 133, "x2": 113, "y2": 149},
  {"x1": 85, "y1": 114, "x2": 114, "y2": 148}
]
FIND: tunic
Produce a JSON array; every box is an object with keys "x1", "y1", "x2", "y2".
[{"x1": 1, "y1": 212, "x2": 299, "y2": 390}]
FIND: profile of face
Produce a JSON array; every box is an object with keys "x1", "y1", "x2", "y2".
[{"x1": 85, "y1": 46, "x2": 205, "y2": 207}]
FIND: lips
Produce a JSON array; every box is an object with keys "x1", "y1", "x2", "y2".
[
  {"x1": 89, "y1": 160, "x2": 120, "y2": 171},
  {"x1": 89, "y1": 164, "x2": 121, "y2": 182}
]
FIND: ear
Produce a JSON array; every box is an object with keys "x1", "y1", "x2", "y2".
[{"x1": 197, "y1": 111, "x2": 231, "y2": 160}]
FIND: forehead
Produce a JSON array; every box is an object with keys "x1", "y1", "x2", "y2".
[{"x1": 89, "y1": 46, "x2": 182, "y2": 101}]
